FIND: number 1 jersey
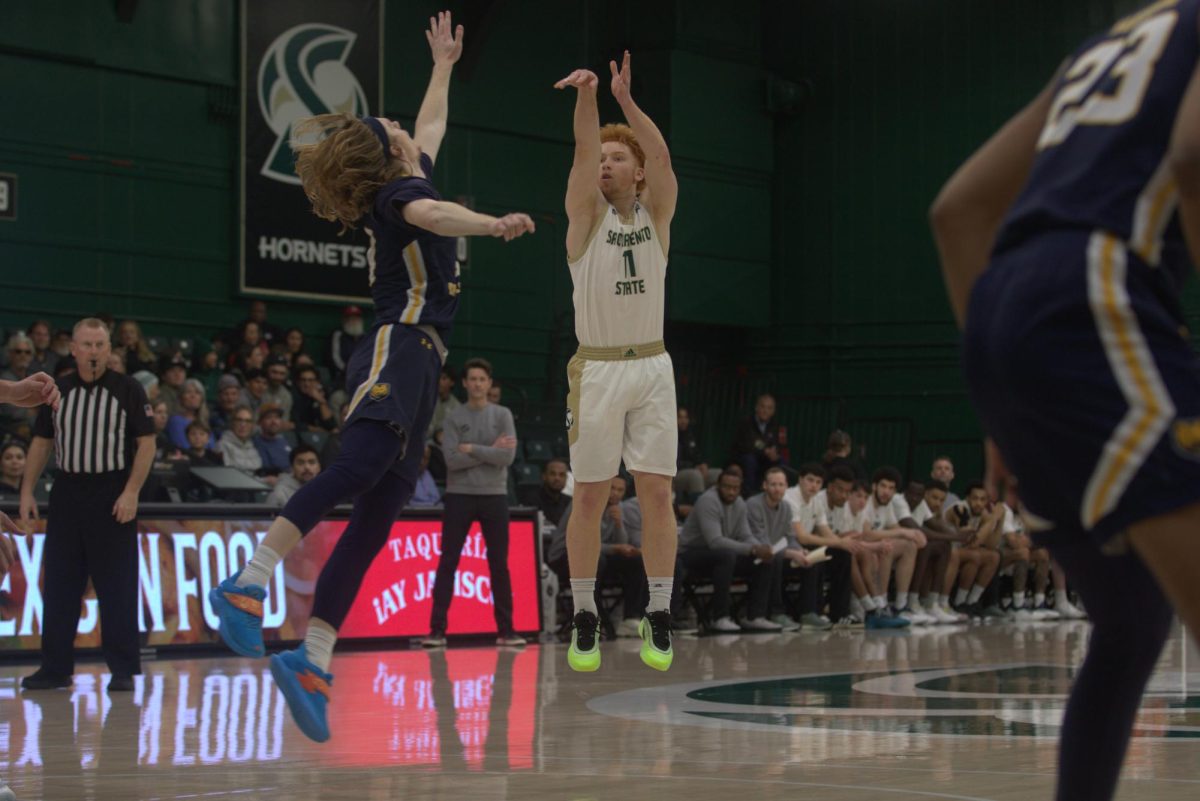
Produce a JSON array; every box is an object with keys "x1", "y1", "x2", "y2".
[
  {"x1": 568, "y1": 201, "x2": 667, "y2": 348},
  {"x1": 995, "y1": 0, "x2": 1198, "y2": 290}
]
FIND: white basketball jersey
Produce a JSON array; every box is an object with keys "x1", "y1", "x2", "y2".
[{"x1": 568, "y1": 202, "x2": 667, "y2": 347}]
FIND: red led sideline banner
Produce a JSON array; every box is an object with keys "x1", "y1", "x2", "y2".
[{"x1": 0, "y1": 515, "x2": 540, "y2": 653}]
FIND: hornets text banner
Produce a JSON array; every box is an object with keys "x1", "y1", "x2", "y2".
[{"x1": 240, "y1": 0, "x2": 381, "y2": 303}]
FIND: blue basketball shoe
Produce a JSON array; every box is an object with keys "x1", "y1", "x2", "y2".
[
  {"x1": 270, "y1": 645, "x2": 334, "y2": 743},
  {"x1": 210, "y1": 570, "x2": 266, "y2": 658}
]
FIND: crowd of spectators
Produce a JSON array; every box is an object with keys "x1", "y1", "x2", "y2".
[{"x1": 0, "y1": 309, "x2": 1087, "y2": 639}]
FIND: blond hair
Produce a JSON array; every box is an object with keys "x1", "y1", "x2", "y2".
[
  {"x1": 292, "y1": 114, "x2": 411, "y2": 232},
  {"x1": 599, "y1": 123, "x2": 646, "y2": 192}
]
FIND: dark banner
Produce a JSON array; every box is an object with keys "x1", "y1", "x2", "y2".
[{"x1": 240, "y1": 0, "x2": 382, "y2": 303}]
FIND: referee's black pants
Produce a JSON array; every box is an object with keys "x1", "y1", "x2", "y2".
[
  {"x1": 428, "y1": 494, "x2": 515, "y2": 636},
  {"x1": 41, "y1": 472, "x2": 141, "y2": 678}
]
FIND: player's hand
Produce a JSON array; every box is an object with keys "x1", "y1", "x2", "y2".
[
  {"x1": 18, "y1": 494, "x2": 38, "y2": 534},
  {"x1": 615, "y1": 543, "x2": 639, "y2": 558},
  {"x1": 607, "y1": 505, "x2": 622, "y2": 524},
  {"x1": 785, "y1": 548, "x2": 810, "y2": 568},
  {"x1": 609, "y1": 50, "x2": 632, "y2": 104},
  {"x1": 113, "y1": 489, "x2": 138, "y2": 524},
  {"x1": 752, "y1": 544, "x2": 774, "y2": 561},
  {"x1": 554, "y1": 69, "x2": 599, "y2": 91},
  {"x1": 457, "y1": 443, "x2": 473, "y2": 454},
  {"x1": 492, "y1": 434, "x2": 518, "y2": 450},
  {"x1": 489, "y1": 213, "x2": 536, "y2": 241},
  {"x1": 425, "y1": 11, "x2": 463, "y2": 67},
  {"x1": 5, "y1": 372, "x2": 61, "y2": 411}
]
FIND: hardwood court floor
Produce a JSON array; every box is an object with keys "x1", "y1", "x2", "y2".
[{"x1": 1, "y1": 621, "x2": 1197, "y2": 800}]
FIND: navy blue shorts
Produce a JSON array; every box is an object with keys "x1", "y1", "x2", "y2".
[
  {"x1": 964, "y1": 229, "x2": 1200, "y2": 546},
  {"x1": 342, "y1": 322, "x2": 442, "y2": 464}
]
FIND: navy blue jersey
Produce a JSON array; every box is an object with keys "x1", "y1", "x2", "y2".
[
  {"x1": 363, "y1": 152, "x2": 462, "y2": 336},
  {"x1": 995, "y1": 0, "x2": 1200, "y2": 291}
]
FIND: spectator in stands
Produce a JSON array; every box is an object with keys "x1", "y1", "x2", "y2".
[
  {"x1": 675, "y1": 406, "x2": 710, "y2": 502},
  {"x1": 550, "y1": 475, "x2": 646, "y2": 635},
  {"x1": 328, "y1": 305, "x2": 364, "y2": 385},
  {"x1": 106, "y1": 352, "x2": 126, "y2": 374},
  {"x1": 218, "y1": 405, "x2": 262, "y2": 473},
  {"x1": 291, "y1": 365, "x2": 337, "y2": 432},
  {"x1": 280, "y1": 327, "x2": 309, "y2": 367},
  {"x1": 266, "y1": 444, "x2": 321, "y2": 506},
  {"x1": 50, "y1": 328, "x2": 72, "y2": 364},
  {"x1": 228, "y1": 319, "x2": 269, "y2": 370},
  {"x1": 114, "y1": 320, "x2": 158, "y2": 375},
  {"x1": 232, "y1": 343, "x2": 267, "y2": 378},
  {"x1": 428, "y1": 365, "x2": 461, "y2": 438},
  {"x1": 487, "y1": 380, "x2": 502, "y2": 405},
  {"x1": 903, "y1": 479, "x2": 926, "y2": 514},
  {"x1": 191, "y1": 348, "x2": 223, "y2": 398},
  {"x1": 132, "y1": 370, "x2": 159, "y2": 403},
  {"x1": 253, "y1": 404, "x2": 291, "y2": 470},
  {"x1": 821, "y1": 429, "x2": 868, "y2": 481},
  {"x1": 678, "y1": 470, "x2": 780, "y2": 632},
  {"x1": 209, "y1": 374, "x2": 243, "y2": 438},
  {"x1": 783, "y1": 462, "x2": 825, "y2": 533},
  {"x1": 942, "y1": 482, "x2": 1004, "y2": 618},
  {"x1": 748, "y1": 466, "x2": 831, "y2": 630},
  {"x1": 150, "y1": 399, "x2": 179, "y2": 461},
  {"x1": 536, "y1": 458, "x2": 570, "y2": 528},
  {"x1": 263, "y1": 355, "x2": 294, "y2": 424},
  {"x1": 246, "y1": 300, "x2": 284, "y2": 348},
  {"x1": 166, "y1": 378, "x2": 213, "y2": 450},
  {"x1": 0, "y1": 333, "x2": 38, "y2": 440},
  {"x1": 183, "y1": 421, "x2": 222, "y2": 467},
  {"x1": 157, "y1": 354, "x2": 188, "y2": 415},
  {"x1": 907, "y1": 479, "x2": 960, "y2": 623},
  {"x1": 27, "y1": 320, "x2": 58, "y2": 375},
  {"x1": 931, "y1": 456, "x2": 960, "y2": 506},
  {"x1": 0, "y1": 440, "x2": 27, "y2": 499},
  {"x1": 409, "y1": 444, "x2": 442, "y2": 507},
  {"x1": 730, "y1": 393, "x2": 787, "y2": 496},
  {"x1": 238, "y1": 368, "x2": 268, "y2": 417}
]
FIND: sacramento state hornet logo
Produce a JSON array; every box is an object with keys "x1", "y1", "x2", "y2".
[
  {"x1": 565, "y1": 407, "x2": 575, "y2": 431},
  {"x1": 257, "y1": 24, "x2": 370, "y2": 185},
  {"x1": 590, "y1": 664, "x2": 1200, "y2": 740}
]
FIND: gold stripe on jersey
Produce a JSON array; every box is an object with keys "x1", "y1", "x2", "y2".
[
  {"x1": 1130, "y1": 156, "x2": 1178, "y2": 266},
  {"x1": 345, "y1": 324, "x2": 394, "y2": 418},
  {"x1": 1080, "y1": 233, "x2": 1175, "y2": 528},
  {"x1": 400, "y1": 243, "x2": 428, "y2": 324}
]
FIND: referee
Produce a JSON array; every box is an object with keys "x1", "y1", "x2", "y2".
[{"x1": 18, "y1": 318, "x2": 156, "y2": 693}]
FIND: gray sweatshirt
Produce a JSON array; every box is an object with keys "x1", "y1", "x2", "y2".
[
  {"x1": 679, "y1": 487, "x2": 754, "y2": 555},
  {"x1": 441, "y1": 402, "x2": 517, "y2": 495},
  {"x1": 745, "y1": 492, "x2": 795, "y2": 549},
  {"x1": 620, "y1": 497, "x2": 643, "y2": 548}
]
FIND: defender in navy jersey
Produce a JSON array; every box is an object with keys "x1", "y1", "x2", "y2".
[
  {"x1": 210, "y1": 12, "x2": 534, "y2": 744},
  {"x1": 932, "y1": 2, "x2": 1200, "y2": 798}
]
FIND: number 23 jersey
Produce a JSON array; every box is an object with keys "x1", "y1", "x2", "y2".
[
  {"x1": 568, "y1": 201, "x2": 667, "y2": 348},
  {"x1": 995, "y1": 0, "x2": 1198, "y2": 291}
]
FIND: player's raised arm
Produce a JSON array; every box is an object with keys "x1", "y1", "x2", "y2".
[
  {"x1": 929, "y1": 77, "x2": 1057, "y2": 328},
  {"x1": 413, "y1": 10, "x2": 463, "y2": 166},
  {"x1": 610, "y1": 51, "x2": 677, "y2": 233},
  {"x1": 554, "y1": 68, "x2": 606, "y2": 260}
]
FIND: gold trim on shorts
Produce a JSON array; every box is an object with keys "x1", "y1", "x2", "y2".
[
  {"x1": 575, "y1": 340, "x2": 665, "y2": 361},
  {"x1": 566, "y1": 354, "x2": 584, "y2": 447}
]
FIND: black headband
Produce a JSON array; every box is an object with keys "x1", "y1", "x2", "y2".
[{"x1": 360, "y1": 116, "x2": 391, "y2": 160}]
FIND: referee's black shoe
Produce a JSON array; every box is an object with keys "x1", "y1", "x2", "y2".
[
  {"x1": 107, "y1": 675, "x2": 135, "y2": 692},
  {"x1": 21, "y1": 669, "x2": 72, "y2": 690}
]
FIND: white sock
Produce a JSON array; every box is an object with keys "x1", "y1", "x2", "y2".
[
  {"x1": 850, "y1": 597, "x2": 864, "y2": 616},
  {"x1": 938, "y1": 594, "x2": 950, "y2": 607},
  {"x1": 1035, "y1": 593, "x2": 1046, "y2": 607},
  {"x1": 236, "y1": 545, "x2": 281, "y2": 588},
  {"x1": 647, "y1": 577, "x2": 673, "y2": 614},
  {"x1": 303, "y1": 624, "x2": 337, "y2": 673},
  {"x1": 908, "y1": 593, "x2": 921, "y2": 609},
  {"x1": 954, "y1": 588, "x2": 969, "y2": 606},
  {"x1": 874, "y1": 595, "x2": 888, "y2": 610},
  {"x1": 1012, "y1": 595, "x2": 1025, "y2": 609},
  {"x1": 571, "y1": 579, "x2": 597, "y2": 615},
  {"x1": 859, "y1": 595, "x2": 877, "y2": 611},
  {"x1": 967, "y1": 585, "x2": 985, "y2": 605}
]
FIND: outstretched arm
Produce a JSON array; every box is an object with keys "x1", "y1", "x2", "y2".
[
  {"x1": 402, "y1": 198, "x2": 535, "y2": 241},
  {"x1": 554, "y1": 69, "x2": 606, "y2": 261},
  {"x1": 610, "y1": 51, "x2": 677, "y2": 238},
  {"x1": 413, "y1": 11, "x2": 464, "y2": 166}
]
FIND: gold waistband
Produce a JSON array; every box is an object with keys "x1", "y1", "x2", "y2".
[{"x1": 575, "y1": 340, "x2": 666, "y2": 361}]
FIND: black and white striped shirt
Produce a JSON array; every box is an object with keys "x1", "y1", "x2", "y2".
[{"x1": 34, "y1": 370, "x2": 154, "y2": 474}]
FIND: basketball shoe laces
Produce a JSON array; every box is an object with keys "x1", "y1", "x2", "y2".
[
  {"x1": 645, "y1": 610, "x2": 671, "y2": 650},
  {"x1": 573, "y1": 611, "x2": 599, "y2": 650}
]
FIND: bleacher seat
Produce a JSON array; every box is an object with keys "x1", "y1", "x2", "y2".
[
  {"x1": 513, "y1": 462, "x2": 541, "y2": 487},
  {"x1": 524, "y1": 439, "x2": 553, "y2": 463},
  {"x1": 297, "y1": 430, "x2": 329, "y2": 452}
]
